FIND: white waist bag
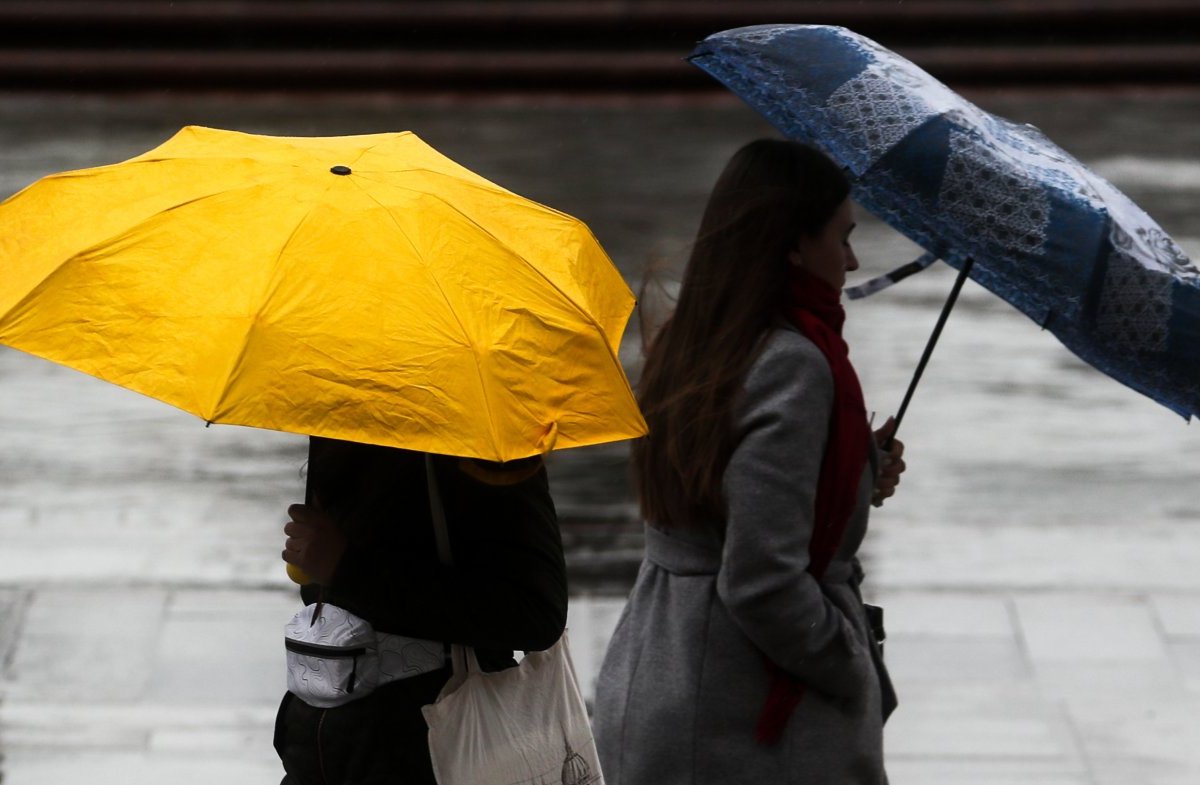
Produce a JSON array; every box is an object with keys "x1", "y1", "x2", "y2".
[
  {"x1": 284, "y1": 602, "x2": 444, "y2": 708},
  {"x1": 419, "y1": 455, "x2": 605, "y2": 785}
]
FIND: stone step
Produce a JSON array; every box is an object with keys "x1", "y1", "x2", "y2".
[
  {"x1": 0, "y1": 0, "x2": 1194, "y2": 91},
  {"x1": 0, "y1": 0, "x2": 1194, "y2": 38},
  {"x1": 1, "y1": 44, "x2": 1198, "y2": 92}
]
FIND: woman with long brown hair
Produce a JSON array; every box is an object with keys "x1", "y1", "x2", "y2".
[{"x1": 593, "y1": 139, "x2": 905, "y2": 784}]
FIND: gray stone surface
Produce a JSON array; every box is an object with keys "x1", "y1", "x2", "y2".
[{"x1": 1, "y1": 91, "x2": 1199, "y2": 783}]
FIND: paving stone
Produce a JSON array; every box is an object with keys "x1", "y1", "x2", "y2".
[
  {"x1": 144, "y1": 589, "x2": 297, "y2": 705},
  {"x1": 1014, "y1": 594, "x2": 1171, "y2": 663},
  {"x1": 3, "y1": 722, "x2": 149, "y2": 751},
  {"x1": 0, "y1": 532, "x2": 292, "y2": 589},
  {"x1": 142, "y1": 539, "x2": 291, "y2": 588},
  {"x1": 168, "y1": 588, "x2": 298, "y2": 616},
  {"x1": 1150, "y1": 594, "x2": 1200, "y2": 638},
  {"x1": 2, "y1": 749, "x2": 284, "y2": 785},
  {"x1": 25, "y1": 500, "x2": 125, "y2": 529},
  {"x1": 871, "y1": 524, "x2": 1200, "y2": 593},
  {"x1": 0, "y1": 542, "x2": 146, "y2": 584},
  {"x1": 5, "y1": 589, "x2": 168, "y2": 702},
  {"x1": 1070, "y1": 696, "x2": 1200, "y2": 785},
  {"x1": 148, "y1": 726, "x2": 274, "y2": 754},
  {"x1": 885, "y1": 688, "x2": 1081, "y2": 762},
  {"x1": 885, "y1": 636, "x2": 1031, "y2": 685},
  {"x1": 1167, "y1": 641, "x2": 1200, "y2": 691},
  {"x1": 1, "y1": 701, "x2": 277, "y2": 731},
  {"x1": 1033, "y1": 661, "x2": 1182, "y2": 702},
  {"x1": 889, "y1": 712, "x2": 1070, "y2": 760},
  {"x1": 0, "y1": 588, "x2": 29, "y2": 667},
  {"x1": 885, "y1": 758, "x2": 1092, "y2": 785},
  {"x1": 565, "y1": 596, "x2": 626, "y2": 704},
  {"x1": 2, "y1": 701, "x2": 275, "y2": 761},
  {"x1": 1088, "y1": 761, "x2": 1198, "y2": 785},
  {"x1": 0, "y1": 507, "x2": 33, "y2": 528},
  {"x1": 876, "y1": 590, "x2": 1015, "y2": 638},
  {"x1": 1, "y1": 700, "x2": 279, "y2": 763},
  {"x1": 0, "y1": 700, "x2": 290, "y2": 782}
]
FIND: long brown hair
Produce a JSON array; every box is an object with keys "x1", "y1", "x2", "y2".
[{"x1": 633, "y1": 139, "x2": 851, "y2": 528}]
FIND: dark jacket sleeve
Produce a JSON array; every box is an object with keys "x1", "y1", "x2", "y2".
[{"x1": 327, "y1": 457, "x2": 568, "y2": 653}]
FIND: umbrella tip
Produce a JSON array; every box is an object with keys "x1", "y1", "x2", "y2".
[{"x1": 330, "y1": 165, "x2": 352, "y2": 176}]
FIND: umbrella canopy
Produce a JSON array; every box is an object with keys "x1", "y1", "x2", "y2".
[
  {"x1": 0, "y1": 126, "x2": 647, "y2": 461},
  {"x1": 690, "y1": 25, "x2": 1200, "y2": 419}
]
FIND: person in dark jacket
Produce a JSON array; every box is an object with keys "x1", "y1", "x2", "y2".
[{"x1": 275, "y1": 436, "x2": 568, "y2": 785}]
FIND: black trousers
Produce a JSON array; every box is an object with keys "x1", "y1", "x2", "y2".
[{"x1": 274, "y1": 669, "x2": 448, "y2": 785}]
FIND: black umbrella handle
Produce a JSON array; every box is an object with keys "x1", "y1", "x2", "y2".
[{"x1": 882, "y1": 257, "x2": 975, "y2": 452}]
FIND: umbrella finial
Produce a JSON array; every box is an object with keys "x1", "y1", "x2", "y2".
[{"x1": 330, "y1": 165, "x2": 352, "y2": 176}]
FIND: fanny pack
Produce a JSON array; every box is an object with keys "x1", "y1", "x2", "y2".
[{"x1": 285, "y1": 602, "x2": 445, "y2": 708}]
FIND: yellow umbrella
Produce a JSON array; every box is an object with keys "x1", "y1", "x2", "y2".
[{"x1": 0, "y1": 126, "x2": 646, "y2": 461}]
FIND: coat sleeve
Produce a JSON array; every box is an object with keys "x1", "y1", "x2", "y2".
[
  {"x1": 328, "y1": 459, "x2": 568, "y2": 653},
  {"x1": 716, "y1": 331, "x2": 874, "y2": 699}
]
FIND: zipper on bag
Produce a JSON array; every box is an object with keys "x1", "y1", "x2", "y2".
[
  {"x1": 286, "y1": 638, "x2": 366, "y2": 693},
  {"x1": 285, "y1": 639, "x2": 368, "y2": 658}
]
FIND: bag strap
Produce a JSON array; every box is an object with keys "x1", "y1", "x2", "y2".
[
  {"x1": 425, "y1": 453, "x2": 453, "y2": 567},
  {"x1": 426, "y1": 454, "x2": 471, "y2": 679}
]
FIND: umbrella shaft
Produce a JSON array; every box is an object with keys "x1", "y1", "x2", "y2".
[{"x1": 886, "y1": 257, "x2": 975, "y2": 450}]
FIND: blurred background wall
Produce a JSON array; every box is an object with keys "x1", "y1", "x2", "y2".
[{"x1": 0, "y1": 0, "x2": 1197, "y2": 94}]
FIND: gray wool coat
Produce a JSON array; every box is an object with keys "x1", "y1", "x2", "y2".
[{"x1": 593, "y1": 326, "x2": 897, "y2": 785}]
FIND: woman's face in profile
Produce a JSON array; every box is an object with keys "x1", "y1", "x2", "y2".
[{"x1": 790, "y1": 198, "x2": 860, "y2": 290}]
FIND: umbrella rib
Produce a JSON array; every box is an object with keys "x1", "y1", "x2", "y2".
[
  {"x1": 351, "y1": 171, "x2": 633, "y2": 383},
  {"x1": 351, "y1": 187, "x2": 474, "y2": 346},
  {"x1": 417, "y1": 188, "x2": 638, "y2": 433},
  {"x1": 351, "y1": 165, "x2": 626, "y2": 350},
  {"x1": 0, "y1": 180, "x2": 288, "y2": 330},
  {"x1": 354, "y1": 165, "x2": 514, "y2": 199},
  {"x1": 426, "y1": 190, "x2": 632, "y2": 375},
  {"x1": 355, "y1": 185, "x2": 504, "y2": 457},
  {"x1": 208, "y1": 180, "x2": 339, "y2": 424},
  {"x1": 424, "y1": 188, "x2": 617, "y2": 339}
]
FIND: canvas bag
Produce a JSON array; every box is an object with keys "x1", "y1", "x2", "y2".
[
  {"x1": 423, "y1": 633, "x2": 603, "y2": 785},
  {"x1": 420, "y1": 455, "x2": 605, "y2": 785}
]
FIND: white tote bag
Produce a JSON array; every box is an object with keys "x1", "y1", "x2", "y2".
[
  {"x1": 421, "y1": 455, "x2": 604, "y2": 785},
  {"x1": 422, "y1": 632, "x2": 604, "y2": 785}
]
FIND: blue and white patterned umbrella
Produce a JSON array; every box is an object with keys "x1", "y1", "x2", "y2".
[{"x1": 690, "y1": 24, "x2": 1200, "y2": 419}]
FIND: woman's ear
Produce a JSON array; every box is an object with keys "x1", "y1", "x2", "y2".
[{"x1": 787, "y1": 249, "x2": 805, "y2": 268}]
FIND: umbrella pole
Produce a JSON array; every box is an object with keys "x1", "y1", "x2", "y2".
[{"x1": 884, "y1": 257, "x2": 975, "y2": 449}]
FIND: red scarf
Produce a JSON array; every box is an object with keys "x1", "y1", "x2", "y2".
[{"x1": 754, "y1": 267, "x2": 872, "y2": 745}]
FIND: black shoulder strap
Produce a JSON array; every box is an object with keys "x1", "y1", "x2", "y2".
[{"x1": 425, "y1": 453, "x2": 452, "y2": 567}]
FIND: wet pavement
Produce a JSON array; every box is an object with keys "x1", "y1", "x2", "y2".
[{"x1": 1, "y1": 90, "x2": 1200, "y2": 783}]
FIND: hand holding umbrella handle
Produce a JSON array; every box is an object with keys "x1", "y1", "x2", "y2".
[
  {"x1": 872, "y1": 416, "x2": 905, "y2": 507},
  {"x1": 286, "y1": 463, "x2": 321, "y2": 585},
  {"x1": 287, "y1": 563, "x2": 315, "y2": 585}
]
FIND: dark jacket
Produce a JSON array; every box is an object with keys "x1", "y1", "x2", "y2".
[{"x1": 275, "y1": 442, "x2": 568, "y2": 785}]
